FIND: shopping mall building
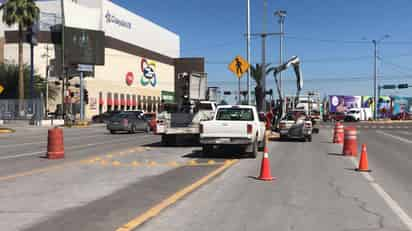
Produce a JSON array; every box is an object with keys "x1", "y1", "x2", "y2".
[{"x1": 0, "y1": 0, "x2": 201, "y2": 119}]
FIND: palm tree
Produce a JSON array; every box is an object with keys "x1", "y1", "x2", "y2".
[
  {"x1": 250, "y1": 63, "x2": 273, "y2": 112},
  {"x1": 1, "y1": 0, "x2": 39, "y2": 105}
]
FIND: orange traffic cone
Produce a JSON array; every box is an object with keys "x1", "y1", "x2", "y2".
[
  {"x1": 356, "y1": 144, "x2": 371, "y2": 172},
  {"x1": 258, "y1": 146, "x2": 275, "y2": 181}
]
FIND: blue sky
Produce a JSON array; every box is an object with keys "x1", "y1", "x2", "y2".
[{"x1": 113, "y1": 0, "x2": 412, "y2": 99}]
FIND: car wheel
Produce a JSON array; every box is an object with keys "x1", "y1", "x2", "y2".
[
  {"x1": 202, "y1": 145, "x2": 213, "y2": 155},
  {"x1": 130, "y1": 125, "x2": 136, "y2": 134},
  {"x1": 110, "y1": 130, "x2": 116, "y2": 134},
  {"x1": 305, "y1": 136, "x2": 312, "y2": 142},
  {"x1": 249, "y1": 142, "x2": 258, "y2": 159}
]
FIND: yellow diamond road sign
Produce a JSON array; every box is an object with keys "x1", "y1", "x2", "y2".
[
  {"x1": 0, "y1": 85, "x2": 4, "y2": 94},
  {"x1": 228, "y1": 55, "x2": 250, "y2": 78}
]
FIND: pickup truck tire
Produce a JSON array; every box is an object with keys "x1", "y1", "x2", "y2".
[
  {"x1": 202, "y1": 145, "x2": 213, "y2": 155},
  {"x1": 305, "y1": 135, "x2": 312, "y2": 142},
  {"x1": 258, "y1": 139, "x2": 265, "y2": 151},
  {"x1": 248, "y1": 142, "x2": 258, "y2": 159}
]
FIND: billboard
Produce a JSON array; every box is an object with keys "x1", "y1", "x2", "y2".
[
  {"x1": 64, "y1": 26, "x2": 105, "y2": 65},
  {"x1": 362, "y1": 96, "x2": 392, "y2": 118},
  {"x1": 329, "y1": 95, "x2": 361, "y2": 113}
]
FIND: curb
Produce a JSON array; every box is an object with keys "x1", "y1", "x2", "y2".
[{"x1": 0, "y1": 128, "x2": 15, "y2": 134}]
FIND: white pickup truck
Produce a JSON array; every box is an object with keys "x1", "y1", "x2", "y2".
[{"x1": 199, "y1": 105, "x2": 266, "y2": 158}]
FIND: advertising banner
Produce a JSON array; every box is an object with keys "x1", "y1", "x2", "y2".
[
  {"x1": 329, "y1": 95, "x2": 361, "y2": 113},
  {"x1": 392, "y1": 96, "x2": 411, "y2": 115},
  {"x1": 362, "y1": 96, "x2": 392, "y2": 118}
]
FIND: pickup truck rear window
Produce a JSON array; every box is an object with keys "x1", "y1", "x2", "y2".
[{"x1": 216, "y1": 108, "x2": 254, "y2": 121}]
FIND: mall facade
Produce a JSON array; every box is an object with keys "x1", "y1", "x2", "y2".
[{"x1": 0, "y1": 0, "x2": 201, "y2": 119}]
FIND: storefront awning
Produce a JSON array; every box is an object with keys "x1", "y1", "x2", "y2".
[
  {"x1": 99, "y1": 97, "x2": 104, "y2": 105},
  {"x1": 126, "y1": 98, "x2": 131, "y2": 106},
  {"x1": 114, "y1": 98, "x2": 119, "y2": 106},
  {"x1": 120, "y1": 98, "x2": 126, "y2": 106}
]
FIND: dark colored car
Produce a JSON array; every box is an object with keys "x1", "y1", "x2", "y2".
[
  {"x1": 327, "y1": 112, "x2": 345, "y2": 121},
  {"x1": 391, "y1": 112, "x2": 412, "y2": 120},
  {"x1": 143, "y1": 112, "x2": 157, "y2": 132},
  {"x1": 92, "y1": 111, "x2": 121, "y2": 123},
  {"x1": 107, "y1": 111, "x2": 149, "y2": 134}
]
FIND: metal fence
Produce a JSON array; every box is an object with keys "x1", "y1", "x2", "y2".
[{"x1": 0, "y1": 99, "x2": 44, "y2": 121}]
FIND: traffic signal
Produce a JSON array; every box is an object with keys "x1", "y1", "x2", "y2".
[
  {"x1": 223, "y1": 91, "x2": 231, "y2": 95},
  {"x1": 84, "y1": 89, "x2": 89, "y2": 104},
  {"x1": 398, "y1": 84, "x2": 409, "y2": 89}
]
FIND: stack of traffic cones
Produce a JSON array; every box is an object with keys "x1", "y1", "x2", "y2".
[{"x1": 257, "y1": 146, "x2": 275, "y2": 181}]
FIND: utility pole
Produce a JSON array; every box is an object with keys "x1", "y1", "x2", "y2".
[
  {"x1": 261, "y1": 0, "x2": 267, "y2": 112},
  {"x1": 43, "y1": 45, "x2": 52, "y2": 117},
  {"x1": 246, "y1": 0, "x2": 251, "y2": 105},
  {"x1": 275, "y1": 10, "x2": 286, "y2": 116}
]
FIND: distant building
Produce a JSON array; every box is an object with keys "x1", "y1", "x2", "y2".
[{"x1": 0, "y1": 0, "x2": 202, "y2": 119}]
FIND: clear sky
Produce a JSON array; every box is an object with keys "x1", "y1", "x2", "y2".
[{"x1": 113, "y1": 0, "x2": 412, "y2": 99}]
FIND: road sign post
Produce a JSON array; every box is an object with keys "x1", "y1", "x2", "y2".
[
  {"x1": 228, "y1": 56, "x2": 250, "y2": 104},
  {"x1": 77, "y1": 64, "x2": 93, "y2": 121}
]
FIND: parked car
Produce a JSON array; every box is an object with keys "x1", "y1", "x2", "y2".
[
  {"x1": 391, "y1": 112, "x2": 412, "y2": 120},
  {"x1": 92, "y1": 111, "x2": 121, "y2": 123},
  {"x1": 279, "y1": 110, "x2": 312, "y2": 142},
  {"x1": 200, "y1": 105, "x2": 266, "y2": 158},
  {"x1": 107, "y1": 111, "x2": 149, "y2": 134},
  {"x1": 144, "y1": 112, "x2": 157, "y2": 132},
  {"x1": 345, "y1": 108, "x2": 372, "y2": 121},
  {"x1": 326, "y1": 112, "x2": 345, "y2": 122}
]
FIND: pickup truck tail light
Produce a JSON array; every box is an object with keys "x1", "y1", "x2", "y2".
[
  {"x1": 156, "y1": 119, "x2": 164, "y2": 124},
  {"x1": 247, "y1": 124, "x2": 253, "y2": 134},
  {"x1": 199, "y1": 124, "x2": 204, "y2": 134},
  {"x1": 304, "y1": 122, "x2": 311, "y2": 128},
  {"x1": 121, "y1": 119, "x2": 129, "y2": 127}
]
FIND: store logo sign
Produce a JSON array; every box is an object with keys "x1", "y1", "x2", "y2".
[
  {"x1": 125, "y1": 72, "x2": 134, "y2": 86},
  {"x1": 140, "y1": 58, "x2": 157, "y2": 87},
  {"x1": 105, "y1": 11, "x2": 132, "y2": 29}
]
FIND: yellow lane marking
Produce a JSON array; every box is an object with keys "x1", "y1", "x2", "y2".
[
  {"x1": 0, "y1": 146, "x2": 145, "y2": 182},
  {"x1": 116, "y1": 159, "x2": 238, "y2": 231},
  {"x1": 85, "y1": 160, "x2": 226, "y2": 168}
]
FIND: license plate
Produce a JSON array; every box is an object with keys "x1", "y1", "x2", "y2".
[{"x1": 216, "y1": 138, "x2": 230, "y2": 143}]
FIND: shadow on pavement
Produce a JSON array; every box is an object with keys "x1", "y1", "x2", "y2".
[
  {"x1": 183, "y1": 149, "x2": 252, "y2": 160},
  {"x1": 142, "y1": 141, "x2": 200, "y2": 148},
  {"x1": 328, "y1": 152, "x2": 344, "y2": 157}
]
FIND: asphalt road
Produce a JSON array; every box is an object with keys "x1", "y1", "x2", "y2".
[
  {"x1": 137, "y1": 125, "x2": 412, "y2": 231},
  {"x1": 1, "y1": 123, "x2": 412, "y2": 231}
]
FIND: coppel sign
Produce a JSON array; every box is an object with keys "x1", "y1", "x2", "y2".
[{"x1": 105, "y1": 11, "x2": 132, "y2": 29}]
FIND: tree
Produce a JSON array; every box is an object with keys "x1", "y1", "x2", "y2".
[
  {"x1": 250, "y1": 63, "x2": 273, "y2": 112},
  {"x1": 1, "y1": 0, "x2": 39, "y2": 103},
  {"x1": 0, "y1": 62, "x2": 58, "y2": 102}
]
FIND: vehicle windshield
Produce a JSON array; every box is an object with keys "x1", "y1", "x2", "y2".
[
  {"x1": 144, "y1": 114, "x2": 155, "y2": 120},
  {"x1": 216, "y1": 108, "x2": 254, "y2": 121},
  {"x1": 198, "y1": 103, "x2": 214, "y2": 110}
]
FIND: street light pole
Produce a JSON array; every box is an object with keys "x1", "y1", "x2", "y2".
[
  {"x1": 246, "y1": 0, "x2": 251, "y2": 105},
  {"x1": 373, "y1": 40, "x2": 377, "y2": 120},
  {"x1": 275, "y1": 10, "x2": 287, "y2": 116}
]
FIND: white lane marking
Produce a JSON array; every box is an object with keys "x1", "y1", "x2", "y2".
[
  {"x1": 376, "y1": 130, "x2": 412, "y2": 144},
  {"x1": 0, "y1": 135, "x2": 151, "y2": 160},
  {"x1": 349, "y1": 158, "x2": 412, "y2": 230},
  {"x1": 0, "y1": 133, "x2": 112, "y2": 148}
]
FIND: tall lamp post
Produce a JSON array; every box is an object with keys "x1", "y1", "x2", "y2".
[
  {"x1": 274, "y1": 10, "x2": 286, "y2": 116},
  {"x1": 368, "y1": 34, "x2": 390, "y2": 120}
]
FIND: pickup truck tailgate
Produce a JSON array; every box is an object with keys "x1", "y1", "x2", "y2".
[{"x1": 202, "y1": 121, "x2": 250, "y2": 138}]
